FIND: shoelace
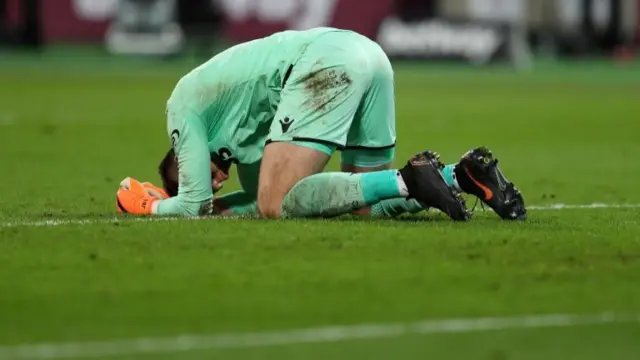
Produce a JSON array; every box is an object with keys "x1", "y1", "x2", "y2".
[{"x1": 470, "y1": 196, "x2": 486, "y2": 213}]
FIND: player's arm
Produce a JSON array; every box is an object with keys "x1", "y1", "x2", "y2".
[
  {"x1": 155, "y1": 111, "x2": 214, "y2": 216},
  {"x1": 212, "y1": 162, "x2": 260, "y2": 216},
  {"x1": 117, "y1": 108, "x2": 214, "y2": 216},
  {"x1": 213, "y1": 191, "x2": 256, "y2": 216}
]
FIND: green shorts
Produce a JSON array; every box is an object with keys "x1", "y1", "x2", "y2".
[{"x1": 266, "y1": 30, "x2": 396, "y2": 168}]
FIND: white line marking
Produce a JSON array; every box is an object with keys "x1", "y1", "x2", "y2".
[
  {"x1": 0, "y1": 313, "x2": 637, "y2": 360},
  {"x1": 0, "y1": 216, "x2": 207, "y2": 229},
  {"x1": 1, "y1": 203, "x2": 639, "y2": 229},
  {"x1": 527, "y1": 203, "x2": 640, "y2": 210}
]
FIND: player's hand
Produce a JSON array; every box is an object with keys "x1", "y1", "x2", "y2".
[
  {"x1": 213, "y1": 179, "x2": 224, "y2": 193},
  {"x1": 116, "y1": 177, "x2": 158, "y2": 215},
  {"x1": 120, "y1": 178, "x2": 169, "y2": 200},
  {"x1": 141, "y1": 182, "x2": 170, "y2": 200}
]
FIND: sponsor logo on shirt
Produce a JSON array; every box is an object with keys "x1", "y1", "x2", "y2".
[{"x1": 279, "y1": 117, "x2": 294, "y2": 133}]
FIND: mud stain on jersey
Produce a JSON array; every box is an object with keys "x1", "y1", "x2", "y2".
[{"x1": 301, "y1": 67, "x2": 352, "y2": 112}]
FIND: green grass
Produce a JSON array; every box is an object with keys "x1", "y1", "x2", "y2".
[{"x1": 0, "y1": 57, "x2": 639, "y2": 359}]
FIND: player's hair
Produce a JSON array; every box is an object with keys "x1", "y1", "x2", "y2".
[{"x1": 158, "y1": 149, "x2": 179, "y2": 197}]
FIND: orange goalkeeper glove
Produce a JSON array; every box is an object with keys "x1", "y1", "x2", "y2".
[
  {"x1": 141, "y1": 182, "x2": 170, "y2": 200},
  {"x1": 116, "y1": 177, "x2": 166, "y2": 215}
]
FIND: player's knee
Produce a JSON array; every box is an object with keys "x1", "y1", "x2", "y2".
[
  {"x1": 257, "y1": 192, "x2": 283, "y2": 218},
  {"x1": 353, "y1": 207, "x2": 372, "y2": 216}
]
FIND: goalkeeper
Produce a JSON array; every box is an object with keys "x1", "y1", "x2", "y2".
[{"x1": 117, "y1": 27, "x2": 526, "y2": 220}]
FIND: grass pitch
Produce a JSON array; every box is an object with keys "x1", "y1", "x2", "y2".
[{"x1": 0, "y1": 55, "x2": 639, "y2": 359}]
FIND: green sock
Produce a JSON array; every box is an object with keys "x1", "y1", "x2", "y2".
[
  {"x1": 370, "y1": 164, "x2": 462, "y2": 218},
  {"x1": 370, "y1": 198, "x2": 424, "y2": 217},
  {"x1": 281, "y1": 170, "x2": 407, "y2": 218}
]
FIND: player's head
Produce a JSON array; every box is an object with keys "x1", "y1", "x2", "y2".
[
  {"x1": 158, "y1": 148, "x2": 229, "y2": 197},
  {"x1": 159, "y1": 149, "x2": 180, "y2": 197}
]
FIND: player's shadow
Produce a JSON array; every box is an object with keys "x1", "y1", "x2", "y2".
[
  {"x1": 61, "y1": 209, "x2": 524, "y2": 225},
  {"x1": 328, "y1": 210, "x2": 526, "y2": 224},
  {"x1": 328, "y1": 213, "x2": 459, "y2": 224}
]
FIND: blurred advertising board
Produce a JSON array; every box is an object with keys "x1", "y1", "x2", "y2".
[
  {"x1": 217, "y1": 0, "x2": 392, "y2": 41},
  {"x1": 218, "y1": 0, "x2": 518, "y2": 65},
  {"x1": 3, "y1": 0, "x2": 636, "y2": 60},
  {"x1": 4, "y1": 0, "x2": 112, "y2": 42},
  {"x1": 6, "y1": 0, "x2": 510, "y2": 64},
  {"x1": 5, "y1": 0, "x2": 388, "y2": 42}
]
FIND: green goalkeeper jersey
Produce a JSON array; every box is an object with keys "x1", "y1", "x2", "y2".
[{"x1": 156, "y1": 27, "x2": 341, "y2": 216}]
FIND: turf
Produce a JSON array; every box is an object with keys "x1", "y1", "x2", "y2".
[{"x1": 0, "y1": 54, "x2": 639, "y2": 359}]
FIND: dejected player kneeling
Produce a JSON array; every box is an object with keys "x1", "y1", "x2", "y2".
[{"x1": 116, "y1": 27, "x2": 526, "y2": 221}]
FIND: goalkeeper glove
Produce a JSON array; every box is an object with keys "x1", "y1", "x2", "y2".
[
  {"x1": 116, "y1": 177, "x2": 165, "y2": 215},
  {"x1": 141, "y1": 182, "x2": 170, "y2": 200}
]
